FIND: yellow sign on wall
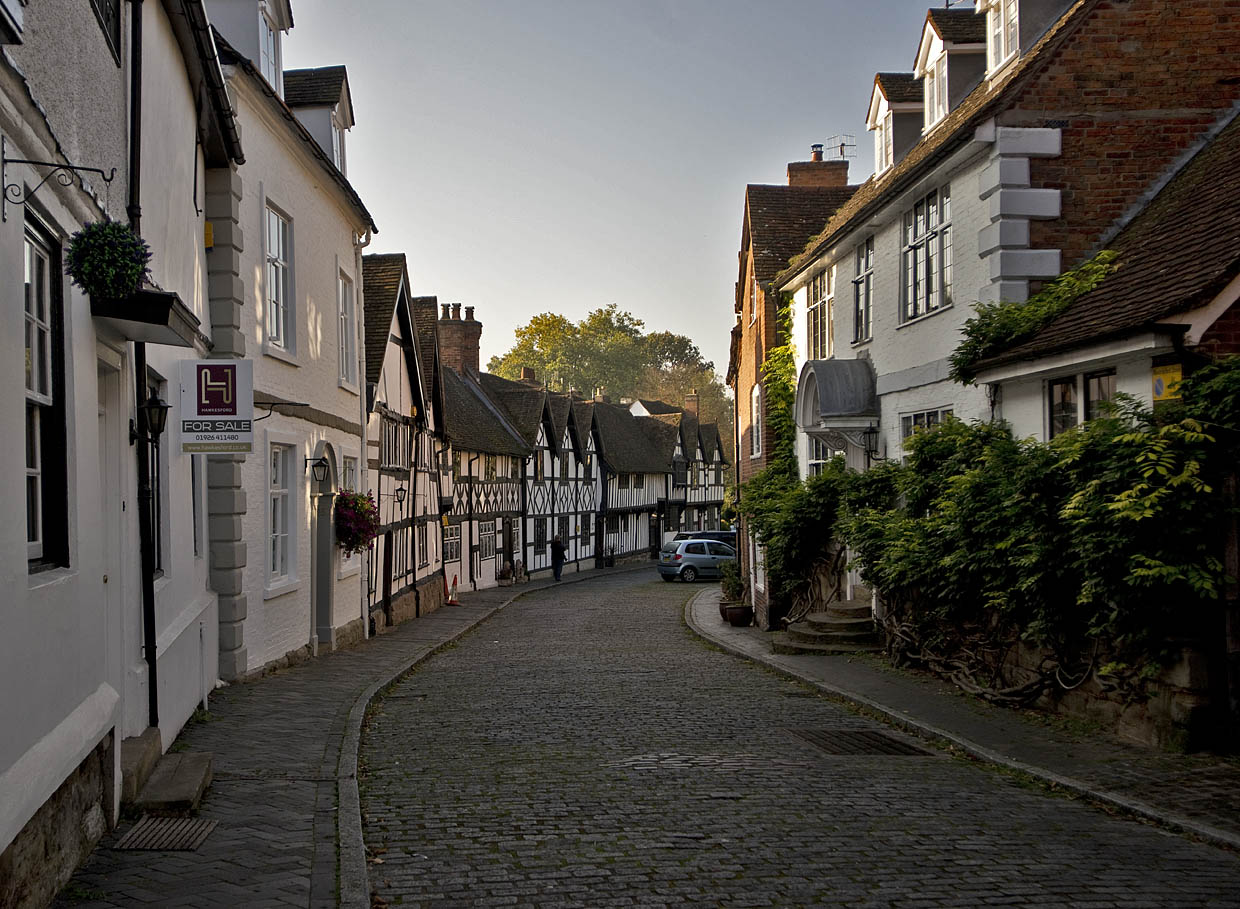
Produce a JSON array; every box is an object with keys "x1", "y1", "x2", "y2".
[{"x1": 1152, "y1": 364, "x2": 1182, "y2": 402}]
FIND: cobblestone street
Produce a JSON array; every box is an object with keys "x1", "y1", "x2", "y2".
[{"x1": 361, "y1": 573, "x2": 1240, "y2": 908}]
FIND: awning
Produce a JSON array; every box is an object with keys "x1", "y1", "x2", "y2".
[{"x1": 796, "y1": 359, "x2": 878, "y2": 446}]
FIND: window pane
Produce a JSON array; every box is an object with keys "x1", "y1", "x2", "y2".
[{"x1": 1049, "y1": 379, "x2": 1078, "y2": 437}]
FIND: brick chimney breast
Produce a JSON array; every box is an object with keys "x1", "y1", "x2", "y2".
[
  {"x1": 439, "y1": 304, "x2": 482, "y2": 374},
  {"x1": 787, "y1": 146, "x2": 849, "y2": 187},
  {"x1": 685, "y1": 389, "x2": 699, "y2": 416},
  {"x1": 520, "y1": 367, "x2": 536, "y2": 381}
]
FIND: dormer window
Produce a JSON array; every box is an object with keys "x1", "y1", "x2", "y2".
[
  {"x1": 259, "y1": 6, "x2": 283, "y2": 95},
  {"x1": 924, "y1": 55, "x2": 948, "y2": 128},
  {"x1": 331, "y1": 117, "x2": 346, "y2": 173},
  {"x1": 986, "y1": 0, "x2": 1019, "y2": 72}
]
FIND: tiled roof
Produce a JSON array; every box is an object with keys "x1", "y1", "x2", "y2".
[
  {"x1": 590, "y1": 402, "x2": 674, "y2": 474},
  {"x1": 214, "y1": 31, "x2": 377, "y2": 233},
  {"x1": 442, "y1": 368, "x2": 530, "y2": 457},
  {"x1": 479, "y1": 372, "x2": 550, "y2": 448},
  {"x1": 875, "y1": 72, "x2": 923, "y2": 104},
  {"x1": 636, "y1": 399, "x2": 680, "y2": 415},
  {"x1": 927, "y1": 7, "x2": 986, "y2": 45},
  {"x1": 746, "y1": 184, "x2": 858, "y2": 285},
  {"x1": 361, "y1": 253, "x2": 405, "y2": 388},
  {"x1": 547, "y1": 392, "x2": 574, "y2": 445},
  {"x1": 778, "y1": 1, "x2": 1091, "y2": 286},
  {"x1": 284, "y1": 65, "x2": 347, "y2": 108},
  {"x1": 699, "y1": 422, "x2": 729, "y2": 465},
  {"x1": 976, "y1": 112, "x2": 1240, "y2": 369},
  {"x1": 409, "y1": 298, "x2": 441, "y2": 402}
]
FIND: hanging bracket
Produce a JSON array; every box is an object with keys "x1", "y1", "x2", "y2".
[{"x1": 2, "y1": 135, "x2": 118, "y2": 222}]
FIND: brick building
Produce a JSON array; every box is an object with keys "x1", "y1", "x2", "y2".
[{"x1": 725, "y1": 149, "x2": 858, "y2": 630}]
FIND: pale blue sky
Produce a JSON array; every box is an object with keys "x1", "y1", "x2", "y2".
[{"x1": 283, "y1": 0, "x2": 946, "y2": 375}]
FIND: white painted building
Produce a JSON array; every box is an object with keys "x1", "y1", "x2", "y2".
[
  {"x1": 0, "y1": 0, "x2": 242, "y2": 900},
  {"x1": 210, "y1": 1, "x2": 377, "y2": 674}
]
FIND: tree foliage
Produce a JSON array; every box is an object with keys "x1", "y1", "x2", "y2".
[{"x1": 488, "y1": 304, "x2": 734, "y2": 467}]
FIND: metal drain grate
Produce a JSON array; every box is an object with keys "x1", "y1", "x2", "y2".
[
  {"x1": 113, "y1": 816, "x2": 218, "y2": 851},
  {"x1": 789, "y1": 728, "x2": 931, "y2": 756}
]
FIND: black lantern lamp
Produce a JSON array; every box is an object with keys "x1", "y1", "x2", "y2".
[
  {"x1": 304, "y1": 456, "x2": 330, "y2": 484},
  {"x1": 130, "y1": 389, "x2": 171, "y2": 444},
  {"x1": 863, "y1": 423, "x2": 880, "y2": 466},
  {"x1": 394, "y1": 486, "x2": 407, "y2": 504}
]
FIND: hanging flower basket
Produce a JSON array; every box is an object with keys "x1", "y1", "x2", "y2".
[
  {"x1": 335, "y1": 491, "x2": 380, "y2": 556},
  {"x1": 65, "y1": 219, "x2": 152, "y2": 302}
]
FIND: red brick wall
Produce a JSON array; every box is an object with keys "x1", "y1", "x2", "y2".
[
  {"x1": 1196, "y1": 299, "x2": 1240, "y2": 358},
  {"x1": 438, "y1": 317, "x2": 482, "y2": 374},
  {"x1": 1010, "y1": 0, "x2": 1240, "y2": 266}
]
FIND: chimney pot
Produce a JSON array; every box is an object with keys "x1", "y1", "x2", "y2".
[
  {"x1": 810, "y1": 144, "x2": 824, "y2": 162},
  {"x1": 441, "y1": 303, "x2": 450, "y2": 320},
  {"x1": 451, "y1": 303, "x2": 461, "y2": 320},
  {"x1": 465, "y1": 306, "x2": 475, "y2": 321}
]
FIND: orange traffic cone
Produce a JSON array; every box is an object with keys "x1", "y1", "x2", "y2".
[{"x1": 447, "y1": 574, "x2": 461, "y2": 605}]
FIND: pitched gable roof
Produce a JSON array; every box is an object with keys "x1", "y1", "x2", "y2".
[
  {"x1": 976, "y1": 111, "x2": 1240, "y2": 369},
  {"x1": 478, "y1": 372, "x2": 553, "y2": 449},
  {"x1": 284, "y1": 65, "x2": 347, "y2": 108},
  {"x1": 214, "y1": 32, "x2": 377, "y2": 233},
  {"x1": 442, "y1": 367, "x2": 530, "y2": 457},
  {"x1": 590, "y1": 402, "x2": 673, "y2": 474},
  {"x1": 635, "y1": 398, "x2": 680, "y2": 415},
  {"x1": 875, "y1": 71, "x2": 923, "y2": 104},
  {"x1": 926, "y1": 7, "x2": 987, "y2": 45},
  {"x1": 779, "y1": 1, "x2": 1092, "y2": 287},
  {"x1": 410, "y1": 298, "x2": 441, "y2": 402},
  {"x1": 361, "y1": 253, "x2": 405, "y2": 388},
  {"x1": 745, "y1": 184, "x2": 859, "y2": 286}
]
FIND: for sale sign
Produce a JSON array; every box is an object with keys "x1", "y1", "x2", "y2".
[{"x1": 180, "y1": 360, "x2": 253, "y2": 452}]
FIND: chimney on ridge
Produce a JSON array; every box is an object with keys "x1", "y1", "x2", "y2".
[
  {"x1": 520, "y1": 367, "x2": 537, "y2": 383},
  {"x1": 438, "y1": 303, "x2": 483, "y2": 375},
  {"x1": 684, "y1": 389, "x2": 699, "y2": 416},
  {"x1": 787, "y1": 144, "x2": 848, "y2": 187}
]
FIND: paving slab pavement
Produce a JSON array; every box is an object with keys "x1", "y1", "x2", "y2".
[
  {"x1": 685, "y1": 586, "x2": 1240, "y2": 851},
  {"x1": 54, "y1": 561, "x2": 651, "y2": 909}
]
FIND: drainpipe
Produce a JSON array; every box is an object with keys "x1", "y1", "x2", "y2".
[
  {"x1": 353, "y1": 229, "x2": 371, "y2": 631},
  {"x1": 467, "y1": 452, "x2": 479, "y2": 589},
  {"x1": 127, "y1": 0, "x2": 160, "y2": 732}
]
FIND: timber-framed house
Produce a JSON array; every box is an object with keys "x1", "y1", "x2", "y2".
[
  {"x1": 442, "y1": 367, "x2": 528, "y2": 591},
  {"x1": 362, "y1": 256, "x2": 451, "y2": 629}
]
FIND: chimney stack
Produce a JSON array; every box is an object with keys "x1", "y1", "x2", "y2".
[
  {"x1": 520, "y1": 367, "x2": 537, "y2": 382},
  {"x1": 593, "y1": 387, "x2": 609, "y2": 404},
  {"x1": 438, "y1": 303, "x2": 483, "y2": 375},
  {"x1": 685, "y1": 389, "x2": 699, "y2": 416},
  {"x1": 787, "y1": 145, "x2": 849, "y2": 187}
]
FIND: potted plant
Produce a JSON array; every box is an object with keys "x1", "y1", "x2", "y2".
[
  {"x1": 335, "y1": 491, "x2": 380, "y2": 556},
  {"x1": 66, "y1": 219, "x2": 151, "y2": 302},
  {"x1": 719, "y1": 559, "x2": 747, "y2": 621}
]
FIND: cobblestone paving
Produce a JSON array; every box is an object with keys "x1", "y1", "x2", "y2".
[{"x1": 361, "y1": 574, "x2": 1240, "y2": 908}]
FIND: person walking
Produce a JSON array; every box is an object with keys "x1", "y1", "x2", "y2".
[{"x1": 550, "y1": 535, "x2": 566, "y2": 582}]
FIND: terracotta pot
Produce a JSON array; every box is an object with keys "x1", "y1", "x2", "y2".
[{"x1": 723, "y1": 604, "x2": 753, "y2": 627}]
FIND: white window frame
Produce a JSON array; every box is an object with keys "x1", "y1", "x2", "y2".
[
  {"x1": 265, "y1": 203, "x2": 293, "y2": 353},
  {"x1": 853, "y1": 238, "x2": 874, "y2": 342},
  {"x1": 750, "y1": 384, "x2": 762, "y2": 458},
  {"x1": 900, "y1": 408, "x2": 954, "y2": 440},
  {"x1": 331, "y1": 116, "x2": 347, "y2": 174},
  {"x1": 269, "y1": 443, "x2": 292, "y2": 587},
  {"x1": 337, "y1": 269, "x2": 357, "y2": 388},
  {"x1": 444, "y1": 524, "x2": 462, "y2": 563},
  {"x1": 418, "y1": 521, "x2": 430, "y2": 568},
  {"x1": 901, "y1": 185, "x2": 952, "y2": 323},
  {"x1": 986, "y1": 0, "x2": 1020, "y2": 74},
  {"x1": 479, "y1": 520, "x2": 496, "y2": 561},
  {"x1": 806, "y1": 265, "x2": 834, "y2": 361},
  {"x1": 25, "y1": 231, "x2": 53, "y2": 561},
  {"x1": 265, "y1": 431, "x2": 302, "y2": 598},
  {"x1": 875, "y1": 112, "x2": 894, "y2": 174},
  {"x1": 258, "y1": 5, "x2": 283, "y2": 96},
  {"x1": 924, "y1": 54, "x2": 948, "y2": 129}
]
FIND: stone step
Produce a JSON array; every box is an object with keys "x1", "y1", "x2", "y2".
[
  {"x1": 785, "y1": 626, "x2": 879, "y2": 647},
  {"x1": 823, "y1": 600, "x2": 873, "y2": 620},
  {"x1": 120, "y1": 727, "x2": 163, "y2": 805},
  {"x1": 133, "y1": 752, "x2": 214, "y2": 816},
  {"x1": 771, "y1": 633, "x2": 884, "y2": 656},
  {"x1": 803, "y1": 614, "x2": 876, "y2": 634}
]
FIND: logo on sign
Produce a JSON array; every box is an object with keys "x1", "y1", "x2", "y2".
[{"x1": 198, "y1": 364, "x2": 236, "y2": 415}]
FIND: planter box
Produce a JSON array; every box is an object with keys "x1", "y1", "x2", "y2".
[{"x1": 91, "y1": 288, "x2": 200, "y2": 348}]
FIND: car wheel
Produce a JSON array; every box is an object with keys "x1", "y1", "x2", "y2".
[{"x1": 681, "y1": 566, "x2": 697, "y2": 583}]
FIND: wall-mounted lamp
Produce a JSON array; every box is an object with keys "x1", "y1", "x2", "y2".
[
  {"x1": 305, "y1": 456, "x2": 330, "y2": 484},
  {"x1": 130, "y1": 390, "x2": 171, "y2": 445},
  {"x1": 863, "y1": 423, "x2": 880, "y2": 466},
  {"x1": 394, "y1": 486, "x2": 407, "y2": 504}
]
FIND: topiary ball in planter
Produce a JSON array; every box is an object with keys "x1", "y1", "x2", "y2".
[{"x1": 65, "y1": 219, "x2": 152, "y2": 302}]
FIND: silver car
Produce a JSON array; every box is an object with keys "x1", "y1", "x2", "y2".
[{"x1": 658, "y1": 539, "x2": 737, "y2": 582}]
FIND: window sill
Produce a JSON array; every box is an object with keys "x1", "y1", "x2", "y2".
[
  {"x1": 851, "y1": 337, "x2": 872, "y2": 347},
  {"x1": 338, "y1": 378, "x2": 360, "y2": 396},
  {"x1": 896, "y1": 303, "x2": 953, "y2": 330},
  {"x1": 264, "y1": 577, "x2": 301, "y2": 600},
  {"x1": 27, "y1": 565, "x2": 77, "y2": 591},
  {"x1": 988, "y1": 51, "x2": 1018, "y2": 81},
  {"x1": 263, "y1": 341, "x2": 300, "y2": 367}
]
